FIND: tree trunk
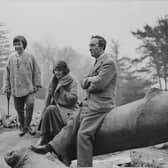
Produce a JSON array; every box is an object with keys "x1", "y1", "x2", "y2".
[
  {"x1": 158, "y1": 77, "x2": 162, "y2": 89},
  {"x1": 164, "y1": 65, "x2": 167, "y2": 91},
  {"x1": 164, "y1": 77, "x2": 167, "y2": 91}
]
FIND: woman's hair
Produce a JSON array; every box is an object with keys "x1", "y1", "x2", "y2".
[{"x1": 53, "y1": 60, "x2": 70, "y2": 76}]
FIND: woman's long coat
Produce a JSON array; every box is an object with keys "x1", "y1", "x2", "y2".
[{"x1": 48, "y1": 74, "x2": 78, "y2": 124}]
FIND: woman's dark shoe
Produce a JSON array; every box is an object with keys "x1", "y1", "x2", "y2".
[
  {"x1": 36, "y1": 135, "x2": 52, "y2": 145},
  {"x1": 30, "y1": 145, "x2": 50, "y2": 154},
  {"x1": 36, "y1": 137, "x2": 48, "y2": 146}
]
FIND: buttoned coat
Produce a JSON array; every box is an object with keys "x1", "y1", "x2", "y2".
[{"x1": 3, "y1": 51, "x2": 41, "y2": 97}]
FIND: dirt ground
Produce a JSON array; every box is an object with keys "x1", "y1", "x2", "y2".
[{"x1": 1, "y1": 95, "x2": 168, "y2": 168}]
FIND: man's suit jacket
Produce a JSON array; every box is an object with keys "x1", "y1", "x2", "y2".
[{"x1": 81, "y1": 53, "x2": 117, "y2": 112}]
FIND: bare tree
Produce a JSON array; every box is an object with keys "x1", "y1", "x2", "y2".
[
  {"x1": 0, "y1": 23, "x2": 10, "y2": 69},
  {"x1": 32, "y1": 42, "x2": 58, "y2": 88}
]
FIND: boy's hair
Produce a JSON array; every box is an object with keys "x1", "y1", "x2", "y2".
[{"x1": 13, "y1": 35, "x2": 27, "y2": 49}]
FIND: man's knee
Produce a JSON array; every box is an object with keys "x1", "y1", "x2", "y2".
[
  {"x1": 77, "y1": 128, "x2": 88, "y2": 140},
  {"x1": 78, "y1": 125, "x2": 96, "y2": 142}
]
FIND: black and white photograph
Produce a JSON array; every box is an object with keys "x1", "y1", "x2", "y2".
[{"x1": 0, "y1": 0, "x2": 168, "y2": 167}]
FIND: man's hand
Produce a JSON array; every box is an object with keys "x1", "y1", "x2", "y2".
[{"x1": 81, "y1": 78, "x2": 91, "y2": 89}]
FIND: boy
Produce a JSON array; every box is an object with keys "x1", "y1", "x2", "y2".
[{"x1": 3, "y1": 35, "x2": 41, "y2": 136}]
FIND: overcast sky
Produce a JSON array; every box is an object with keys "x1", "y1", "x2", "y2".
[{"x1": 0, "y1": 0, "x2": 168, "y2": 57}]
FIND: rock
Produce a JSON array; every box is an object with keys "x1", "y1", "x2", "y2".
[
  {"x1": 3, "y1": 114, "x2": 18, "y2": 128},
  {"x1": 4, "y1": 147, "x2": 67, "y2": 168},
  {"x1": 0, "y1": 130, "x2": 37, "y2": 168},
  {"x1": 154, "y1": 142, "x2": 168, "y2": 149}
]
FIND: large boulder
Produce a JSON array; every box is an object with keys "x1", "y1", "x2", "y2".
[{"x1": 0, "y1": 131, "x2": 37, "y2": 168}]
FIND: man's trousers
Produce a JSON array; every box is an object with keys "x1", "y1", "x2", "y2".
[{"x1": 49, "y1": 104, "x2": 108, "y2": 167}]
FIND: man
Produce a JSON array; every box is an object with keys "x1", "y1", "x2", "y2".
[
  {"x1": 31, "y1": 35, "x2": 117, "y2": 167},
  {"x1": 3, "y1": 35, "x2": 41, "y2": 136}
]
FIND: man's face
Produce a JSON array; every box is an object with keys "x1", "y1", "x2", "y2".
[
  {"x1": 89, "y1": 38, "x2": 102, "y2": 58},
  {"x1": 53, "y1": 69, "x2": 64, "y2": 80},
  {"x1": 13, "y1": 41, "x2": 24, "y2": 55}
]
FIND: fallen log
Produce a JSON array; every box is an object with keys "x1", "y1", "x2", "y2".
[
  {"x1": 69, "y1": 89, "x2": 168, "y2": 159},
  {"x1": 94, "y1": 89, "x2": 168, "y2": 155}
]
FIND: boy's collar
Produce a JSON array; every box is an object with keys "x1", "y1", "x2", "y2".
[{"x1": 16, "y1": 51, "x2": 24, "y2": 57}]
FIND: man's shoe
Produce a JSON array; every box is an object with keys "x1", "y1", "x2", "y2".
[
  {"x1": 61, "y1": 156, "x2": 71, "y2": 167},
  {"x1": 30, "y1": 145, "x2": 49, "y2": 154},
  {"x1": 60, "y1": 152, "x2": 72, "y2": 167}
]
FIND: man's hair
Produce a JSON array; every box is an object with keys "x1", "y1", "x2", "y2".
[{"x1": 91, "y1": 35, "x2": 106, "y2": 50}]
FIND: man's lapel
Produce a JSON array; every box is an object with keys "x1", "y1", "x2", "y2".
[{"x1": 88, "y1": 53, "x2": 106, "y2": 75}]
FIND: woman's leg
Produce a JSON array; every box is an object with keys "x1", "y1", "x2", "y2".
[{"x1": 40, "y1": 105, "x2": 65, "y2": 144}]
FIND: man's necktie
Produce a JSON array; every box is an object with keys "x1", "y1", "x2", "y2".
[{"x1": 94, "y1": 59, "x2": 97, "y2": 65}]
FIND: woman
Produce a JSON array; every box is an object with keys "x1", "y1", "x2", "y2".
[{"x1": 38, "y1": 60, "x2": 78, "y2": 145}]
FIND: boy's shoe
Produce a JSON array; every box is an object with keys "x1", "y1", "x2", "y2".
[
  {"x1": 19, "y1": 128, "x2": 28, "y2": 136},
  {"x1": 27, "y1": 126, "x2": 36, "y2": 136}
]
